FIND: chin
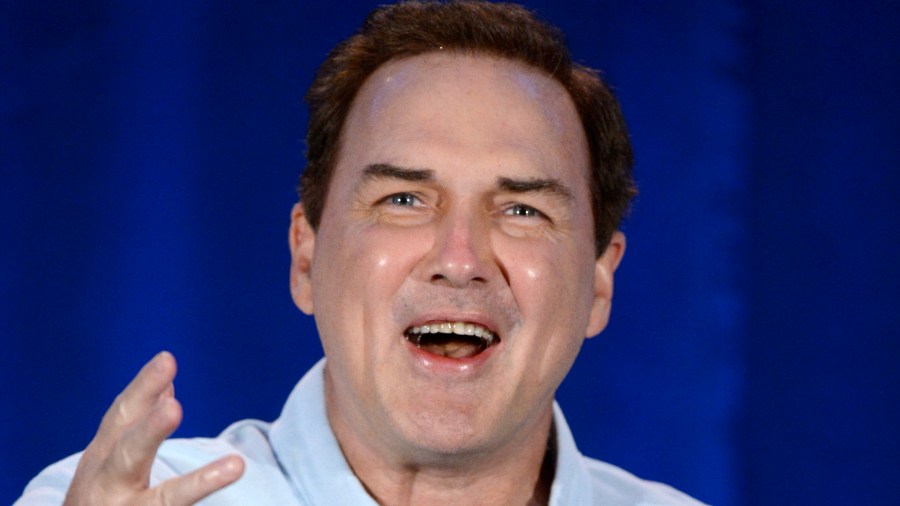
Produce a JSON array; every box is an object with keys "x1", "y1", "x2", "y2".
[{"x1": 395, "y1": 406, "x2": 496, "y2": 460}]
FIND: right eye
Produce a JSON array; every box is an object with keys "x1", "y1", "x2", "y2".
[{"x1": 382, "y1": 193, "x2": 423, "y2": 207}]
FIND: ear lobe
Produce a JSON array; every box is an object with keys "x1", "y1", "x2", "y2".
[
  {"x1": 289, "y1": 203, "x2": 316, "y2": 315},
  {"x1": 585, "y1": 231, "x2": 626, "y2": 338}
]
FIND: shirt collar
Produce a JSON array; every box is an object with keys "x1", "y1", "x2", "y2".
[
  {"x1": 269, "y1": 358, "x2": 593, "y2": 504},
  {"x1": 549, "y1": 402, "x2": 595, "y2": 505},
  {"x1": 269, "y1": 359, "x2": 376, "y2": 504}
]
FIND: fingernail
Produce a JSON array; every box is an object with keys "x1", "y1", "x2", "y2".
[
  {"x1": 220, "y1": 457, "x2": 243, "y2": 479},
  {"x1": 204, "y1": 457, "x2": 242, "y2": 483},
  {"x1": 153, "y1": 351, "x2": 173, "y2": 371}
]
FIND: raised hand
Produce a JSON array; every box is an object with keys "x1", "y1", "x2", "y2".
[{"x1": 63, "y1": 351, "x2": 244, "y2": 505}]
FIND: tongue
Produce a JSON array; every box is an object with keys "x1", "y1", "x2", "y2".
[{"x1": 420, "y1": 339, "x2": 484, "y2": 359}]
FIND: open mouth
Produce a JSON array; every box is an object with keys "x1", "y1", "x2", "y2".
[{"x1": 404, "y1": 321, "x2": 501, "y2": 359}]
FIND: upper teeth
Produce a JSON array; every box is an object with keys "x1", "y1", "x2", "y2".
[{"x1": 410, "y1": 321, "x2": 495, "y2": 343}]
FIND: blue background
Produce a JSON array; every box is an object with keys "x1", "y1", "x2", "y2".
[{"x1": 2, "y1": 1, "x2": 898, "y2": 504}]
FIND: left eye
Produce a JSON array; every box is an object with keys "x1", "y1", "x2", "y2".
[
  {"x1": 504, "y1": 204, "x2": 544, "y2": 218},
  {"x1": 383, "y1": 193, "x2": 423, "y2": 207}
]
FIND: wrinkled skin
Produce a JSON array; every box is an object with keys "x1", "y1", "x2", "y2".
[{"x1": 289, "y1": 53, "x2": 625, "y2": 504}]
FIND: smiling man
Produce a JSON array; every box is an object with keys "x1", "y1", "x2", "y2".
[
  {"x1": 18, "y1": 2, "x2": 703, "y2": 505},
  {"x1": 293, "y1": 52, "x2": 614, "y2": 504}
]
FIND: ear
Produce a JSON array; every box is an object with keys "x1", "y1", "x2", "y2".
[
  {"x1": 289, "y1": 203, "x2": 316, "y2": 315},
  {"x1": 585, "y1": 231, "x2": 626, "y2": 338}
]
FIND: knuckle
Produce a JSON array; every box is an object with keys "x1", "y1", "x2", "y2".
[
  {"x1": 151, "y1": 484, "x2": 177, "y2": 506},
  {"x1": 115, "y1": 396, "x2": 132, "y2": 422},
  {"x1": 117, "y1": 443, "x2": 138, "y2": 473}
]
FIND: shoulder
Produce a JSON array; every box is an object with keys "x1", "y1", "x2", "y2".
[
  {"x1": 152, "y1": 419, "x2": 301, "y2": 503},
  {"x1": 550, "y1": 402, "x2": 705, "y2": 506},
  {"x1": 14, "y1": 452, "x2": 82, "y2": 506},
  {"x1": 15, "y1": 419, "x2": 294, "y2": 506},
  {"x1": 152, "y1": 418, "x2": 277, "y2": 479},
  {"x1": 582, "y1": 456, "x2": 707, "y2": 506}
]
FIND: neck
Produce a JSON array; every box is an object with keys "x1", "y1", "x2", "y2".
[{"x1": 328, "y1": 399, "x2": 557, "y2": 505}]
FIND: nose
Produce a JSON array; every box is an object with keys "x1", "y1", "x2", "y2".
[{"x1": 423, "y1": 207, "x2": 495, "y2": 288}]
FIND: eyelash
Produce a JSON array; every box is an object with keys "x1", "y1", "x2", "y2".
[
  {"x1": 503, "y1": 203, "x2": 547, "y2": 220},
  {"x1": 381, "y1": 192, "x2": 424, "y2": 207},
  {"x1": 379, "y1": 193, "x2": 548, "y2": 221}
]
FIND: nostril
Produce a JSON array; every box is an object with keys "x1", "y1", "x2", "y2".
[{"x1": 430, "y1": 273, "x2": 487, "y2": 286}]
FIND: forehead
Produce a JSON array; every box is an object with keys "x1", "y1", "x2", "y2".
[{"x1": 335, "y1": 52, "x2": 589, "y2": 186}]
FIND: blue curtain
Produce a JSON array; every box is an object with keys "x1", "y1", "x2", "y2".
[{"x1": 3, "y1": 2, "x2": 898, "y2": 504}]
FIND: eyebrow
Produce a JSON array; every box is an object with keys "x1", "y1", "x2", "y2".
[
  {"x1": 362, "y1": 163, "x2": 434, "y2": 182},
  {"x1": 360, "y1": 163, "x2": 573, "y2": 201},
  {"x1": 497, "y1": 176, "x2": 573, "y2": 200}
]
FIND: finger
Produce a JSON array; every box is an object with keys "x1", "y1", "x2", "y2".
[
  {"x1": 114, "y1": 351, "x2": 178, "y2": 424},
  {"x1": 151, "y1": 455, "x2": 245, "y2": 506},
  {"x1": 102, "y1": 395, "x2": 183, "y2": 486},
  {"x1": 95, "y1": 352, "x2": 178, "y2": 445}
]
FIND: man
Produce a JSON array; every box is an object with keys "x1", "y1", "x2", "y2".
[{"x1": 18, "y1": 2, "x2": 703, "y2": 504}]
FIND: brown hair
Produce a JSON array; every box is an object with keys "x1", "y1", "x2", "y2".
[{"x1": 300, "y1": 0, "x2": 635, "y2": 255}]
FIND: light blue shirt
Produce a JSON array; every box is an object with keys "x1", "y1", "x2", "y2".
[{"x1": 17, "y1": 359, "x2": 704, "y2": 505}]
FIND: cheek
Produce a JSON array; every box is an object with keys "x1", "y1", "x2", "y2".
[
  {"x1": 504, "y1": 240, "x2": 596, "y2": 330},
  {"x1": 360, "y1": 225, "x2": 432, "y2": 284},
  {"x1": 312, "y1": 223, "x2": 430, "y2": 313},
  {"x1": 502, "y1": 243, "x2": 593, "y2": 390},
  {"x1": 311, "y1": 224, "x2": 432, "y2": 381},
  {"x1": 507, "y1": 242, "x2": 591, "y2": 293}
]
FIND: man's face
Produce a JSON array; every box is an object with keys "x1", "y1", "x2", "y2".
[{"x1": 290, "y1": 53, "x2": 624, "y2": 460}]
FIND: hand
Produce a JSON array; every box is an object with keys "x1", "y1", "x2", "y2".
[{"x1": 63, "y1": 351, "x2": 245, "y2": 505}]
